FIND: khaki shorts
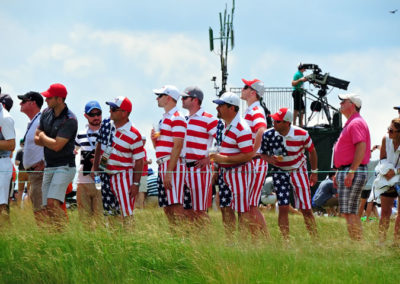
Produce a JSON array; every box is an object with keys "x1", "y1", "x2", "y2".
[
  {"x1": 145, "y1": 196, "x2": 159, "y2": 208},
  {"x1": 42, "y1": 166, "x2": 76, "y2": 206},
  {"x1": 27, "y1": 172, "x2": 44, "y2": 212},
  {"x1": 76, "y1": 183, "x2": 103, "y2": 217},
  {"x1": 139, "y1": 176, "x2": 148, "y2": 193}
]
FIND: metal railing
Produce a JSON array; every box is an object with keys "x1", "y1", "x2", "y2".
[{"x1": 230, "y1": 87, "x2": 293, "y2": 115}]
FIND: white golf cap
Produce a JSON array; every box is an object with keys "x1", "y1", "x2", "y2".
[
  {"x1": 153, "y1": 85, "x2": 181, "y2": 101},
  {"x1": 338, "y1": 93, "x2": 362, "y2": 108},
  {"x1": 212, "y1": 91, "x2": 240, "y2": 107}
]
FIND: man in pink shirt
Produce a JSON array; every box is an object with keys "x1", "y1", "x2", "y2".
[{"x1": 333, "y1": 93, "x2": 370, "y2": 240}]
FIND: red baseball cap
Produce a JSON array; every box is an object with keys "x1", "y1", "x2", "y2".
[
  {"x1": 106, "y1": 96, "x2": 132, "y2": 112},
  {"x1": 269, "y1": 107, "x2": 293, "y2": 122},
  {"x1": 242, "y1": 78, "x2": 265, "y2": 96},
  {"x1": 41, "y1": 83, "x2": 68, "y2": 98}
]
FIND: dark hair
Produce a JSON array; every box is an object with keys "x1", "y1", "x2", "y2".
[
  {"x1": 392, "y1": 118, "x2": 400, "y2": 131},
  {"x1": 258, "y1": 96, "x2": 272, "y2": 128},
  {"x1": 226, "y1": 103, "x2": 239, "y2": 112}
]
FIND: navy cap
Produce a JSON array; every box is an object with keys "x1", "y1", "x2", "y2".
[
  {"x1": 18, "y1": 91, "x2": 44, "y2": 108},
  {"x1": 85, "y1": 100, "x2": 101, "y2": 114},
  {"x1": 0, "y1": 94, "x2": 13, "y2": 111}
]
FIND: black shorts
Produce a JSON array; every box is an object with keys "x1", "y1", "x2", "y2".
[
  {"x1": 292, "y1": 89, "x2": 305, "y2": 111},
  {"x1": 380, "y1": 187, "x2": 399, "y2": 198},
  {"x1": 361, "y1": 189, "x2": 371, "y2": 199}
]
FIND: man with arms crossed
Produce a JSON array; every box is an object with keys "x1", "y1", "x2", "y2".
[
  {"x1": 333, "y1": 94, "x2": 370, "y2": 240},
  {"x1": 181, "y1": 86, "x2": 218, "y2": 223},
  {"x1": 35, "y1": 83, "x2": 77, "y2": 225},
  {"x1": 261, "y1": 107, "x2": 318, "y2": 239},
  {"x1": 210, "y1": 92, "x2": 254, "y2": 234},
  {"x1": 151, "y1": 85, "x2": 187, "y2": 225},
  {"x1": 18, "y1": 91, "x2": 44, "y2": 222}
]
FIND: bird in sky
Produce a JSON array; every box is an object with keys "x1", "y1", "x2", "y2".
[{"x1": 389, "y1": 9, "x2": 398, "y2": 14}]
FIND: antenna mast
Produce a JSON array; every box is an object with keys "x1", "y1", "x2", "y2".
[{"x1": 209, "y1": 0, "x2": 235, "y2": 97}]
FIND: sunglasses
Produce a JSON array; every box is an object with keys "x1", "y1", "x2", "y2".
[
  {"x1": 157, "y1": 94, "x2": 167, "y2": 99},
  {"x1": 182, "y1": 96, "x2": 192, "y2": 100},
  {"x1": 243, "y1": 85, "x2": 251, "y2": 90},
  {"x1": 274, "y1": 120, "x2": 283, "y2": 124},
  {"x1": 388, "y1": 127, "x2": 400, "y2": 134},
  {"x1": 110, "y1": 107, "x2": 123, "y2": 112},
  {"x1": 87, "y1": 111, "x2": 102, "y2": 117}
]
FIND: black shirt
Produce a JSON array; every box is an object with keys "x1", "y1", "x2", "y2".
[
  {"x1": 15, "y1": 149, "x2": 25, "y2": 170},
  {"x1": 38, "y1": 105, "x2": 78, "y2": 167}
]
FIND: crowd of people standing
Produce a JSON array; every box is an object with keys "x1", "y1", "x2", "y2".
[{"x1": 0, "y1": 74, "x2": 399, "y2": 245}]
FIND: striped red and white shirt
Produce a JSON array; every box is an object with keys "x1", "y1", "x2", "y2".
[
  {"x1": 185, "y1": 108, "x2": 218, "y2": 162},
  {"x1": 244, "y1": 101, "x2": 267, "y2": 140},
  {"x1": 274, "y1": 125, "x2": 314, "y2": 171},
  {"x1": 219, "y1": 113, "x2": 253, "y2": 166},
  {"x1": 156, "y1": 106, "x2": 187, "y2": 159},
  {"x1": 105, "y1": 121, "x2": 145, "y2": 174},
  {"x1": 244, "y1": 101, "x2": 267, "y2": 152}
]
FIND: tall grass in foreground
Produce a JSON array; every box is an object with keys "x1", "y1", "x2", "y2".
[{"x1": 1, "y1": 207, "x2": 399, "y2": 284}]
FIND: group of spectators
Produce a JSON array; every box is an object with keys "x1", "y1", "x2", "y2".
[{"x1": 1, "y1": 76, "x2": 399, "y2": 246}]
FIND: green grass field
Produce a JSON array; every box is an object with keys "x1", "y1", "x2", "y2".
[{"x1": 1, "y1": 207, "x2": 399, "y2": 284}]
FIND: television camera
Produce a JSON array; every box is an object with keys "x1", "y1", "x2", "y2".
[
  {"x1": 298, "y1": 64, "x2": 350, "y2": 127},
  {"x1": 300, "y1": 63, "x2": 349, "y2": 97}
]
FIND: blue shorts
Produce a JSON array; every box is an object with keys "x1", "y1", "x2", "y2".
[
  {"x1": 183, "y1": 184, "x2": 192, "y2": 209},
  {"x1": 271, "y1": 166, "x2": 292, "y2": 206},
  {"x1": 217, "y1": 172, "x2": 232, "y2": 207},
  {"x1": 100, "y1": 172, "x2": 121, "y2": 216}
]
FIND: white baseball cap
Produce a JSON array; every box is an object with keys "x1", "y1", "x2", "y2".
[
  {"x1": 212, "y1": 91, "x2": 240, "y2": 107},
  {"x1": 153, "y1": 85, "x2": 181, "y2": 101},
  {"x1": 338, "y1": 93, "x2": 362, "y2": 108}
]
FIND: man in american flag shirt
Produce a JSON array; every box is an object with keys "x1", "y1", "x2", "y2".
[
  {"x1": 241, "y1": 78, "x2": 270, "y2": 238},
  {"x1": 260, "y1": 107, "x2": 318, "y2": 239},
  {"x1": 181, "y1": 86, "x2": 218, "y2": 223},
  {"x1": 94, "y1": 96, "x2": 144, "y2": 219},
  {"x1": 151, "y1": 85, "x2": 188, "y2": 225},
  {"x1": 210, "y1": 92, "x2": 254, "y2": 234}
]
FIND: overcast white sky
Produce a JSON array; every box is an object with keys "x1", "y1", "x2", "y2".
[{"x1": 1, "y1": 0, "x2": 399, "y2": 164}]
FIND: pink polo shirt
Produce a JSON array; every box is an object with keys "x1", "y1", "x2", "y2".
[{"x1": 333, "y1": 112, "x2": 371, "y2": 168}]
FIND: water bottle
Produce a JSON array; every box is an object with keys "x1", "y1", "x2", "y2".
[{"x1": 94, "y1": 175, "x2": 102, "y2": 190}]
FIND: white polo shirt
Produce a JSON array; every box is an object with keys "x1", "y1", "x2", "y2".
[{"x1": 0, "y1": 105, "x2": 16, "y2": 158}]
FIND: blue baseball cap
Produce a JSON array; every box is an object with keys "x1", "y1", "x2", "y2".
[{"x1": 85, "y1": 100, "x2": 101, "y2": 114}]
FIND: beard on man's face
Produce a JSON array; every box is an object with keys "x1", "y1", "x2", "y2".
[{"x1": 89, "y1": 119, "x2": 101, "y2": 126}]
